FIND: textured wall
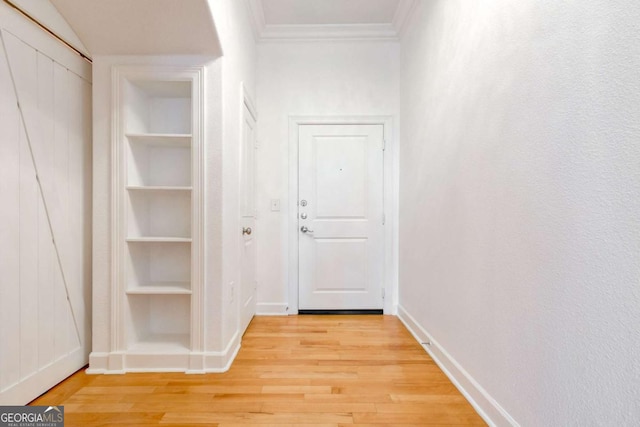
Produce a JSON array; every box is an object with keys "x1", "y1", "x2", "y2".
[
  {"x1": 256, "y1": 42, "x2": 399, "y2": 311},
  {"x1": 399, "y1": 0, "x2": 640, "y2": 425}
]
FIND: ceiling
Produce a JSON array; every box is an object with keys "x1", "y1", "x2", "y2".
[
  {"x1": 51, "y1": 0, "x2": 221, "y2": 56},
  {"x1": 247, "y1": 0, "x2": 418, "y2": 42}
]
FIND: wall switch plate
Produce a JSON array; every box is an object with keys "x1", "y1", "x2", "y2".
[{"x1": 270, "y1": 199, "x2": 280, "y2": 212}]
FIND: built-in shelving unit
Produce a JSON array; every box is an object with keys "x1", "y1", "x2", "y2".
[
  {"x1": 123, "y1": 78, "x2": 194, "y2": 357},
  {"x1": 107, "y1": 66, "x2": 204, "y2": 371}
]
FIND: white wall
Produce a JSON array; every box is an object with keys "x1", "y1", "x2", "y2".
[
  {"x1": 256, "y1": 41, "x2": 399, "y2": 313},
  {"x1": 208, "y1": 0, "x2": 257, "y2": 346},
  {"x1": 398, "y1": 1, "x2": 640, "y2": 425}
]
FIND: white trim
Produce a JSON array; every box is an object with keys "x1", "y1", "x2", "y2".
[
  {"x1": 256, "y1": 302, "x2": 288, "y2": 315},
  {"x1": 259, "y1": 23, "x2": 399, "y2": 43},
  {"x1": 86, "y1": 341, "x2": 241, "y2": 375},
  {"x1": 204, "y1": 332, "x2": 242, "y2": 373},
  {"x1": 86, "y1": 352, "x2": 109, "y2": 374},
  {"x1": 392, "y1": 0, "x2": 419, "y2": 39},
  {"x1": 244, "y1": 0, "x2": 415, "y2": 42},
  {"x1": 397, "y1": 305, "x2": 519, "y2": 427},
  {"x1": 191, "y1": 66, "x2": 206, "y2": 353},
  {"x1": 110, "y1": 66, "x2": 124, "y2": 354},
  {"x1": 288, "y1": 116, "x2": 397, "y2": 315}
]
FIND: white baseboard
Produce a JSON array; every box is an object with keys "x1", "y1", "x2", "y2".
[
  {"x1": 256, "y1": 302, "x2": 288, "y2": 315},
  {"x1": 87, "y1": 333, "x2": 241, "y2": 374},
  {"x1": 204, "y1": 331, "x2": 241, "y2": 373},
  {"x1": 397, "y1": 305, "x2": 519, "y2": 427}
]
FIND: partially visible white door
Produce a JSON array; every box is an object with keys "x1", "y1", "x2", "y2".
[
  {"x1": 239, "y1": 101, "x2": 257, "y2": 333},
  {"x1": 0, "y1": 24, "x2": 91, "y2": 404},
  {"x1": 298, "y1": 124, "x2": 384, "y2": 310}
]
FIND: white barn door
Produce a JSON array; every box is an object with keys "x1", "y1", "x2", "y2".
[{"x1": 0, "y1": 18, "x2": 91, "y2": 405}]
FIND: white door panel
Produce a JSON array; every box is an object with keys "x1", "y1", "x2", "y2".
[
  {"x1": 239, "y1": 101, "x2": 257, "y2": 334},
  {"x1": 0, "y1": 25, "x2": 91, "y2": 404},
  {"x1": 299, "y1": 124, "x2": 384, "y2": 310}
]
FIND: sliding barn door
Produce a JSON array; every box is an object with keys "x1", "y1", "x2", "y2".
[{"x1": 0, "y1": 25, "x2": 91, "y2": 404}]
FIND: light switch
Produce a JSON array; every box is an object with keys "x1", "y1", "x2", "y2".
[{"x1": 270, "y1": 199, "x2": 280, "y2": 212}]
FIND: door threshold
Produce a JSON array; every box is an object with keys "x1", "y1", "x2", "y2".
[{"x1": 298, "y1": 309, "x2": 383, "y2": 315}]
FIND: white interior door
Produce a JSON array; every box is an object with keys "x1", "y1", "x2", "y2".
[
  {"x1": 0, "y1": 24, "x2": 91, "y2": 404},
  {"x1": 298, "y1": 124, "x2": 384, "y2": 310},
  {"x1": 239, "y1": 101, "x2": 257, "y2": 333}
]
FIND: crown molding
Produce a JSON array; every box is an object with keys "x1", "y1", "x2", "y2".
[
  {"x1": 260, "y1": 23, "x2": 398, "y2": 43},
  {"x1": 392, "y1": 0, "x2": 419, "y2": 39},
  {"x1": 245, "y1": 0, "x2": 412, "y2": 43}
]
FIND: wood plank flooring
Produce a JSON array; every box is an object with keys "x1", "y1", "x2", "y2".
[{"x1": 31, "y1": 315, "x2": 486, "y2": 426}]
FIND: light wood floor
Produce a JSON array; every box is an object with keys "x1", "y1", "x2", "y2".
[{"x1": 31, "y1": 315, "x2": 486, "y2": 426}]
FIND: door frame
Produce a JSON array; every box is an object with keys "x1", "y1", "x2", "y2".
[{"x1": 287, "y1": 116, "x2": 397, "y2": 315}]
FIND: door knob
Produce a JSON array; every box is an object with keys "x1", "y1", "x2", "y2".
[
  {"x1": 300, "y1": 226, "x2": 314, "y2": 233},
  {"x1": 242, "y1": 227, "x2": 252, "y2": 235}
]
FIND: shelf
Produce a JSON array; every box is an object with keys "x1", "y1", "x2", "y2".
[
  {"x1": 126, "y1": 243, "x2": 190, "y2": 290},
  {"x1": 127, "y1": 237, "x2": 192, "y2": 243},
  {"x1": 115, "y1": 69, "x2": 200, "y2": 372},
  {"x1": 127, "y1": 334, "x2": 190, "y2": 354},
  {"x1": 124, "y1": 78, "x2": 191, "y2": 135},
  {"x1": 127, "y1": 283, "x2": 192, "y2": 295},
  {"x1": 127, "y1": 137, "x2": 191, "y2": 187},
  {"x1": 127, "y1": 189, "x2": 191, "y2": 239},
  {"x1": 129, "y1": 80, "x2": 191, "y2": 98},
  {"x1": 126, "y1": 294, "x2": 191, "y2": 353},
  {"x1": 126, "y1": 133, "x2": 192, "y2": 147},
  {"x1": 127, "y1": 186, "x2": 192, "y2": 192}
]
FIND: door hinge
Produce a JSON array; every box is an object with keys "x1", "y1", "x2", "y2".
[
  {"x1": 382, "y1": 139, "x2": 386, "y2": 151},
  {"x1": 382, "y1": 213, "x2": 386, "y2": 225},
  {"x1": 382, "y1": 288, "x2": 386, "y2": 299}
]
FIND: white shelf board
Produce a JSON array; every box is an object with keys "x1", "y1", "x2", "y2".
[
  {"x1": 127, "y1": 283, "x2": 192, "y2": 295},
  {"x1": 127, "y1": 333, "x2": 190, "y2": 354},
  {"x1": 126, "y1": 237, "x2": 192, "y2": 243},
  {"x1": 126, "y1": 133, "x2": 192, "y2": 147},
  {"x1": 129, "y1": 80, "x2": 192, "y2": 98},
  {"x1": 126, "y1": 186, "x2": 192, "y2": 192}
]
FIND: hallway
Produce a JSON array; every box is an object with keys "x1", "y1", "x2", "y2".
[
  {"x1": 32, "y1": 315, "x2": 485, "y2": 425},
  {"x1": 3, "y1": 1, "x2": 639, "y2": 423}
]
